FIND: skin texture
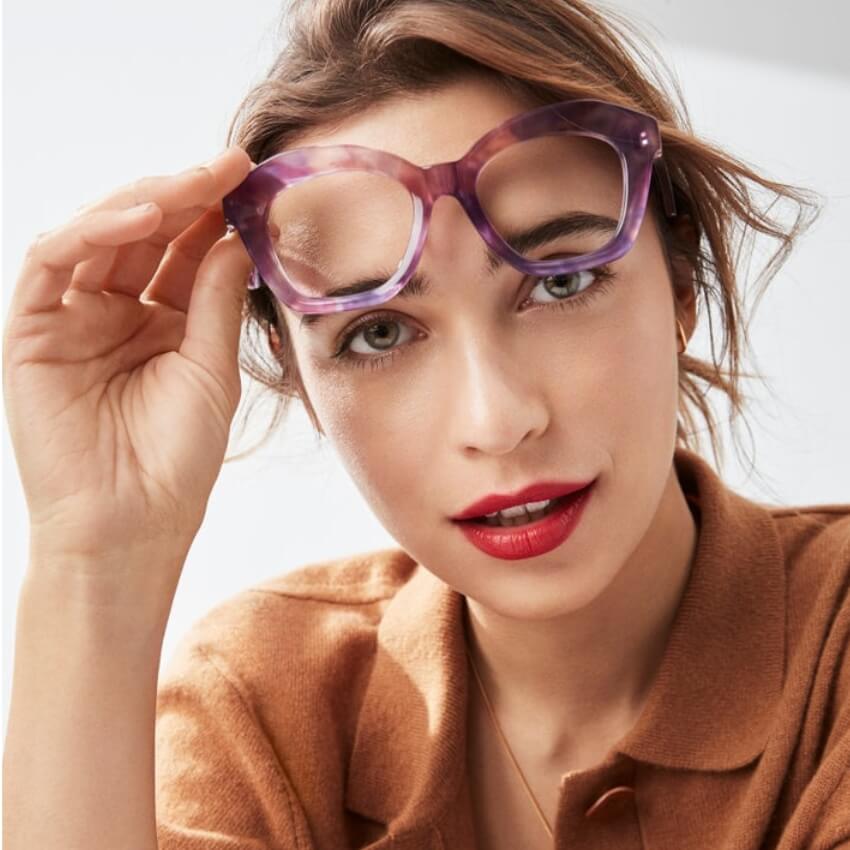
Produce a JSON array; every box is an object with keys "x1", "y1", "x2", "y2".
[{"x1": 274, "y1": 75, "x2": 699, "y2": 834}]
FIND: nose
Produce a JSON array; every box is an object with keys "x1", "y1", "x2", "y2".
[
  {"x1": 419, "y1": 193, "x2": 551, "y2": 458},
  {"x1": 446, "y1": 331, "x2": 551, "y2": 457}
]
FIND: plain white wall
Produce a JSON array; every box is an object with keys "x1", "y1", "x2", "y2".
[{"x1": 3, "y1": 0, "x2": 849, "y2": 735}]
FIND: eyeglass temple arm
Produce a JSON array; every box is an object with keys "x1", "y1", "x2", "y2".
[
  {"x1": 225, "y1": 223, "x2": 262, "y2": 290},
  {"x1": 653, "y1": 156, "x2": 678, "y2": 219}
]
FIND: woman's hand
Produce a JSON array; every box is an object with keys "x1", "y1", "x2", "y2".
[{"x1": 2, "y1": 147, "x2": 256, "y2": 571}]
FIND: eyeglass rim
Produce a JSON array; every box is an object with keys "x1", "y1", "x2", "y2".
[{"x1": 222, "y1": 97, "x2": 678, "y2": 315}]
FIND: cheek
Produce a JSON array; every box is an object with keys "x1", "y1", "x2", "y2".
[
  {"x1": 299, "y1": 358, "x2": 429, "y2": 525},
  {"x1": 598, "y1": 274, "x2": 679, "y2": 442}
]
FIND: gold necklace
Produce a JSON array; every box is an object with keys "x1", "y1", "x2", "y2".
[{"x1": 465, "y1": 642, "x2": 554, "y2": 840}]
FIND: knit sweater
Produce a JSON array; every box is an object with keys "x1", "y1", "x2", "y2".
[{"x1": 154, "y1": 447, "x2": 850, "y2": 849}]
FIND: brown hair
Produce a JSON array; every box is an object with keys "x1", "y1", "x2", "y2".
[{"x1": 223, "y1": 0, "x2": 820, "y2": 494}]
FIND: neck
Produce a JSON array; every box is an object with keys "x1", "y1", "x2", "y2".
[{"x1": 463, "y1": 460, "x2": 698, "y2": 767}]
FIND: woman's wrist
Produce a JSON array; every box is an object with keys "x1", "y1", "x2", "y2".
[
  {"x1": 6, "y1": 560, "x2": 169, "y2": 850},
  {"x1": 22, "y1": 544, "x2": 189, "y2": 640}
]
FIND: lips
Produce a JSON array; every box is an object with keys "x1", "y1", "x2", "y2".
[
  {"x1": 450, "y1": 479, "x2": 596, "y2": 522},
  {"x1": 454, "y1": 480, "x2": 595, "y2": 560}
]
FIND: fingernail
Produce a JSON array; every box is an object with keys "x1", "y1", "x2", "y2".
[{"x1": 125, "y1": 201, "x2": 158, "y2": 215}]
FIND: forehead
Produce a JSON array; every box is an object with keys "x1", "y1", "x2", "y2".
[
  {"x1": 284, "y1": 74, "x2": 537, "y2": 168},
  {"x1": 273, "y1": 77, "x2": 545, "y2": 333}
]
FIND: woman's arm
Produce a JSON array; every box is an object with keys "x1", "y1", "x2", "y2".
[
  {"x1": 4, "y1": 554, "x2": 184, "y2": 850},
  {"x1": 1, "y1": 144, "x2": 254, "y2": 849}
]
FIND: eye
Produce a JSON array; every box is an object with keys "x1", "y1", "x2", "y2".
[
  {"x1": 339, "y1": 313, "x2": 418, "y2": 358},
  {"x1": 331, "y1": 264, "x2": 615, "y2": 370},
  {"x1": 524, "y1": 266, "x2": 611, "y2": 307}
]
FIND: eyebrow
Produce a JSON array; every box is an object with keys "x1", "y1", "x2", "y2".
[{"x1": 298, "y1": 211, "x2": 619, "y2": 331}]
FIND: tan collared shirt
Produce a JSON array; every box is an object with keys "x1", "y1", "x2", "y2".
[{"x1": 155, "y1": 447, "x2": 850, "y2": 849}]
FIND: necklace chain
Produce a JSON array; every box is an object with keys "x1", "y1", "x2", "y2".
[{"x1": 465, "y1": 642, "x2": 554, "y2": 841}]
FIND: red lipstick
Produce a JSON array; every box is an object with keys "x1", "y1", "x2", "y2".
[{"x1": 451, "y1": 479, "x2": 596, "y2": 561}]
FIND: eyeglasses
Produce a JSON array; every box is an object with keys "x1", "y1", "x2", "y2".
[{"x1": 222, "y1": 97, "x2": 677, "y2": 315}]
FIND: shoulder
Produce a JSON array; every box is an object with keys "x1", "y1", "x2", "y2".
[
  {"x1": 155, "y1": 548, "x2": 419, "y2": 848},
  {"x1": 162, "y1": 545, "x2": 419, "y2": 695},
  {"x1": 758, "y1": 504, "x2": 850, "y2": 843},
  {"x1": 767, "y1": 501, "x2": 850, "y2": 621},
  {"x1": 155, "y1": 546, "x2": 421, "y2": 844},
  {"x1": 767, "y1": 502, "x2": 850, "y2": 745},
  {"x1": 769, "y1": 500, "x2": 850, "y2": 567}
]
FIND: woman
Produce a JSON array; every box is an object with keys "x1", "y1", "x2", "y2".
[{"x1": 4, "y1": 0, "x2": 848, "y2": 848}]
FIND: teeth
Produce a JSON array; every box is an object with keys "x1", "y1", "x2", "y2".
[
  {"x1": 484, "y1": 498, "x2": 552, "y2": 519},
  {"x1": 522, "y1": 499, "x2": 551, "y2": 513},
  {"x1": 483, "y1": 498, "x2": 554, "y2": 524}
]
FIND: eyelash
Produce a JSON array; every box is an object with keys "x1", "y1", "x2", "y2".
[{"x1": 331, "y1": 265, "x2": 616, "y2": 371}]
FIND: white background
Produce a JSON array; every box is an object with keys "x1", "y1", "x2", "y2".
[{"x1": 3, "y1": 0, "x2": 849, "y2": 735}]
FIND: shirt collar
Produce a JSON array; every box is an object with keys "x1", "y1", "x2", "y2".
[{"x1": 344, "y1": 447, "x2": 786, "y2": 834}]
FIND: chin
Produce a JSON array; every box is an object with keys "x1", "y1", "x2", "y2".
[{"x1": 455, "y1": 541, "x2": 624, "y2": 621}]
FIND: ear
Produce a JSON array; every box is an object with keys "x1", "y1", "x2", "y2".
[
  {"x1": 268, "y1": 324, "x2": 282, "y2": 354},
  {"x1": 667, "y1": 213, "x2": 699, "y2": 341}
]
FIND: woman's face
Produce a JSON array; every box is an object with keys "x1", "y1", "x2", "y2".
[{"x1": 276, "y1": 75, "x2": 691, "y2": 618}]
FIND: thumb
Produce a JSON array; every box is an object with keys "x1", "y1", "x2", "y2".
[{"x1": 180, "y1": 229, "x2": 254, "y2": 382}]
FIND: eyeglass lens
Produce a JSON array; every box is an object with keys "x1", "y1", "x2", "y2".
[{"x1": 265, "y1": 132, "x2": 625, "y2": 301}]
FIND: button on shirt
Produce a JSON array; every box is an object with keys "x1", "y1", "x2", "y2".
[{"x1": 155, "y1": 447, "x2": 850, "y2": 849}]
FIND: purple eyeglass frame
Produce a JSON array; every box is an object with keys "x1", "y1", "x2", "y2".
[{"x1": 222, "y1": 97, "x2": 677, "y2": 315}]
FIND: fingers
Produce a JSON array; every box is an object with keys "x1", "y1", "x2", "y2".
[
  {"x1": 78, "y1": 146, "x2": 250, "y2": 217},
  {"x1": 10, "y1": 147, "x2": 254, "y2": 319},
  {"x1": 141, "y1": 206, "x2": 230, "y2": 313},
  {"x1": 180, "y1": 229, "x2": 255, "y2": 390},
  {"x1": 10, "y1": 203, "x2": 165, "y2": 315},
  {"x1": 71, "y1": 147, "x2": 252, "y2": 299}
]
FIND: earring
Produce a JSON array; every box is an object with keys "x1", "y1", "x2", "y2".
[{"x1": 676, "y1": 319, "x2": 688, "y2": 354}]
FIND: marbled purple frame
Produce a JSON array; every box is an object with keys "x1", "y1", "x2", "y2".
[{"x1": 222, "y1": 98, "x2": 677, "y2": 315}]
